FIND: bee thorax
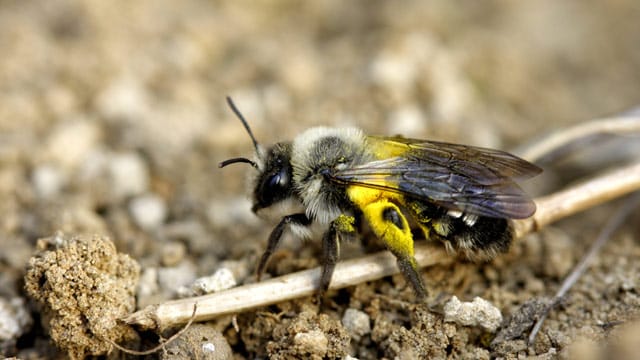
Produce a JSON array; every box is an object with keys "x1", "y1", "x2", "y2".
[
  {"x1": 291, "y1": 127, "x2": 368, "y2": 224},
  {"x1": 300, "y1": 177, "x2": 343, "y2": 224}
]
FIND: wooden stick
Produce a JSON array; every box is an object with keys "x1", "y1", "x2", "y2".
[
  {"x1": 516, "y1": 116, "x2": 640, "y2": 163},
  {"x1": 513, "y1": 161, "x2": 640, "y2": 238},
  {"x1": 124, "y1": 161, "x2": 640, "y2": 330},
  {"x1": 124, "y1": 244, "x2": 452, "y2": 330}
]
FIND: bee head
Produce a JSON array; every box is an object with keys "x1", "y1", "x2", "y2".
[
  {"x1": 219, "y1": 97, "x2": 295, "y2": 213},
  {"x1": 249, "y1": 142, "x2": 294, "y2": 212}
]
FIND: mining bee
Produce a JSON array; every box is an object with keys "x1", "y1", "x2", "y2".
[{"x1": 220, "y1": 97, "x2": 541, "y2": 299}]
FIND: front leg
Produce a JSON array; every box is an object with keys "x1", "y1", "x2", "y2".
[
  {"x1": 257, "y1": 213, "x2": 311, "y2": 281},
  {"x1": 319, "y1": 214, "x2": 357, "y2": 296}
]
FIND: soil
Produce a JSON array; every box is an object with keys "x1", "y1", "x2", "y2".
[{"x1": 1, "y1": 1, "x2": 639, "y2": 359}]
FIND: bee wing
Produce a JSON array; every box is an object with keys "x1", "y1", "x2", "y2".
[{"x1": 332, "y1": 137, "x2": 542, "y2": 219}]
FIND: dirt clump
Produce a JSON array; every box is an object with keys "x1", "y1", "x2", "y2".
[{"x1": 24, "y1": 232, "x2": 140, "y2": 359}]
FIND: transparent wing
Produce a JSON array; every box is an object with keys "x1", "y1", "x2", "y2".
[{"x1": 332, "y1": 136, "x2": 542, "y2": 219}]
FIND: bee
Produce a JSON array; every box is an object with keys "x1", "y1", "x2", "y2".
[{"x1": 219, "y1": 97, "x2": 541, "y2": 299}]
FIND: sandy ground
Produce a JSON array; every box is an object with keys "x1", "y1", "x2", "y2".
[{"x1": 1, "y1": 1, "x2": 639, "y2": 359}]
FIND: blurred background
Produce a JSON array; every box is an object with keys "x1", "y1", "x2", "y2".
[{"x1": 1, "y1": 1, "x2": 639, "y2": 358}]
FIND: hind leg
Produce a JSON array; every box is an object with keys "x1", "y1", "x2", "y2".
[{"x1": 360, "y1": 200, "x2": 427, "y2": 299}]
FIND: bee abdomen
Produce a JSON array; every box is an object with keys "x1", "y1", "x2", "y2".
[{"x1": 407, "y1": 200, "x2": 513, "y2": 261}]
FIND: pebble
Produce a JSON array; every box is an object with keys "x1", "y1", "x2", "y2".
[
  {"x1": 218, "y1": 259, "x2": 250, "y2": 283},
  {"x1": 428, "y1": 51, "x2": 473, "y2": 122},
  {"x1": 157, "y1": 261, "x2": 197, "y2": 297},
  {"x1": 96, "y1": 76, "x2": 151, "y2": 121},
  {"x1": 180, "y1": 268, "x2": 237, "y2": 297},
  {"x1": 161, "y1": 241, "x2": 187, "y2": 267},
  {"x1": 77, "y1": 149, "x2": 108, "y2": 182},
  {"x1": 31, "y1": 164, "x2": 65, "y2": 199},
  {"x1": 107, "y1": 152, "x2": 149, "y2": 198},
  {"x1": 44, "y1": 118, "x2": 101, "y2": 170},
  {"x1": 0, "y1": 297, "x2": 32, "y2": 341},
  {"x1": 129, "y1": 193, "x2": 168, "y2": 230},
  {"x1": 162, "y1": 220, "x2": 212, "y2": 255},
  {"x1": 370, "y1": 51, "x2": 416, "y2": 95},
  {"x1": 137, "y1": 268, "x2": 159, "y2": 299},
  {"x1": 342, "y1": 308, "x2": 371, "y2": 339},
  {"x1": 206, "y1": 197, "x2": 257, "y2": 228},
  {"x1": 387, "y1": 105, "x2": 427, "y2": 136},
  {"x1": 444, "y1": 296, "x2": 503, "y2": 333},
  {"x1": 136, "y1": 267, "x2": 164, "y2": 308}
]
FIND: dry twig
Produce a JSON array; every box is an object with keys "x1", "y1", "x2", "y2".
[
  {"x1": 516, "y1": 115, "x2": 640, "y2": 163},
  {"x1": 109, "y1": 303, "x2": 198, "y2": 355},
  {"x1": 512, "y1": 161, "x2": 640, "y2": 238}
]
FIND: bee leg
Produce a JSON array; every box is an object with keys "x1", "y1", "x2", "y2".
[
  {"x1": 362, "y1": 200, "x2": 427, "y2": 299},
  {"x1": 318, "y1": 214, "x2": 357, "y2": 298},
  {"x1": 256, "y1": 213, "x2": 311, "y2": 281}
]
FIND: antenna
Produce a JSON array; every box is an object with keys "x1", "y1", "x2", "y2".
[
  {"x1": 219, "y1": 96, "x2": 261, "y2": 169},
  {"x1": 226, "y1": 96, "x2": 260, "y2": 153},
  {"x1": 219, "y1": 157, "x2": 257, "y2": 168}
]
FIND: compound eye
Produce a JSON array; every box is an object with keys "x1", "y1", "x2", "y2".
[
  {"x1": 267, "y1": 173, "x2": 281, "y2": 188},
  {"x1": 266, "y1": 169, "x2": 288, "y2": 191},
  {"x1": 252, "y1": 149, "x2": 294, "y2": 212}
]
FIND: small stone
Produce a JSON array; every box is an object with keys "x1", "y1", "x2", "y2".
[
  {"x1": 293, "y1": 329, "x2": 328, "y2": 357},
  {"x1": 621, "y1": 278, "x2": 635, "y2": 291},
  {"x1": 218, "y1": 260, "x2": 250, "y2": 283},
  {"x1": 444, "y1": 296, "x2": 503, "y2": 333},
  {"x1": 96, "y1": 76, "x2": 151, "y2": 121},
  {"x1": 158, "y1": 261, "x2": 197, "y2": 297},
  {"x1": 202, "y1": 342, "x2": 216, "y2": 353},
  {"x1": 108, "y1": 152, "x2": 149, "y2": 198},
  {"x1": 387, "y1": 105, "x2": 427, "y2": 136},
  {"x1": 136, "y1": 268, "x2": 159, "y2": 307},
  {"x1": 0, "y1": 297, "x2": 32, "y2": 341},
  {"x1": 206, "y1": 197, "x2": 257, "y2": 228},
  {"x1": 370, "y1": 51, "x2": 416, "y2": 93},
  {"x1": 187, "y1": 268, "x2": 237, "y2": 296},
  {"x1": 44, "y1": 119, "x2": 101, "y2": 170},
  {"x1": 342, "y1": 308, "x2": 371, "y2": 339},
  {"x1": 428, "y1": 51, "x2": 474, "y2": 122},
  {"x1": 129, "y1": 194, "x2": 168, "y2": 230},
  {"x1": 31, "y1": 164, "x2": 65, "y2": 199},
  {"x1": 161, "y1": 242, "x2": 186, "y2": 267}
]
